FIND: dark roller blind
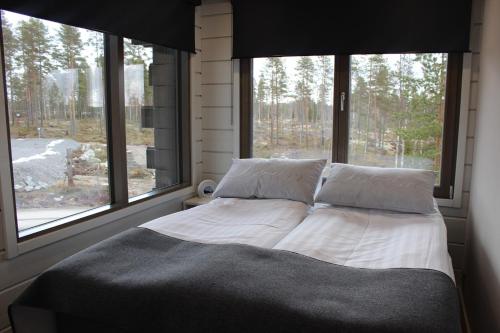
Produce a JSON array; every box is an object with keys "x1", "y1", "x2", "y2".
[
  {"x1": 1, "y1": 0, "x2": 200, "y2": 52},
  {"x1": 232, "y1": 0, "x2": 472, "y2": 58}
]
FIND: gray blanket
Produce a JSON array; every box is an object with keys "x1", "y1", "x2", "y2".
[{"x1": 10, "y1": 228, "x2": 461, "y2": 333}]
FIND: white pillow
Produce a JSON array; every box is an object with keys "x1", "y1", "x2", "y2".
[
  {"x1": 315, "y1": 163, "x2": 436, "y2": 214},
  {"x1": 213, "y1": 158, "x2": 326, "y2": 205}
]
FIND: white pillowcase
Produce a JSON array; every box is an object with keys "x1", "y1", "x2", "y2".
[
  {"x1": 315, "y1": 163, "x2": 436, "y2": 214},
  {"x1": 212, "y1": 158, "x2": 326, "y2": 205}
]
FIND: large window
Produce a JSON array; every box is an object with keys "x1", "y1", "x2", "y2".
[
  {"x1": 1, "y1": 11, "x2": 109, "y2": 233},
  {"x1": 349, "y1": 54, "x2": 448, "y2": 183},
  {"x1": 246, "y1": 53, "x2": 462, "y2": 198},
  {"x1": 0, "y1": 10, "x2": 190, "y2": 239}
]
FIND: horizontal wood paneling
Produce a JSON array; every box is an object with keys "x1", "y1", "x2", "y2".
[
  {"x1": 471, "y1": 53, "x2": 481, "y2": 81},
  {"x1": 192, "y1": 52, "x2": 202, "y2": 74},
  {"x1": 202, "y1": 61, "x2": 232, "y2": 84},
  {"x1": 201, "y1": 85, "x2": 232, "y2": 107},
  {"x1": 201, "y1": 37, "x2": 232, "y2": 61},
  {"x1": 201, "y1": 172, "x2": 226, "y2": 183},
  {"x1": 201, "y1": 14, "x2": 232, "y2": 38},
  {"x1": 202, "y1": 152, "x2": 233, "y2": 174},
  {"x1": 469, "y1": 81, "x2": 479, "y2": 109},
  {"x1": 202, "y1": 107, "x2": 232, "y2": 130},
  {"x1": 467, "y1": 110, "x2": 476, "y2": 137},
  {"x1": 466, "y1": 138, "x2": 475, "y2": 164},
  {"x1": 201, "y1": 1, "x2": 232, "y2": 16},
  {"x1": 202, "y1": 130, "x2": 234, "y2": 153},
  {"x1": 463, "y1": 165, "x2": 473, "y2": 192}
]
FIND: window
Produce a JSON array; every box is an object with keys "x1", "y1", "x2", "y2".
[
  {"x1": 0, "y1": 10, "x2": 190, "y2": 239},
  {"x1": 244, "y1": 53, "x2": 462, "y2": 198},
  {"x1": 252, "y1": 56, "x2": 335, "y2": 171},
  {"x1": 1, "y1": 11, "x2": 109, "y2": 233},
  {"x1": 349, "y1": 54, "x2": 448, "y2": 182},
  {"x1": 123, "y1": 39, "x2": 181, "y2": 198}
]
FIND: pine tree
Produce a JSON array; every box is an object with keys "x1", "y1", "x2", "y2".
[
  {"x1": 18, "y1": 18, "x2": 53, "y2": 129},
  {"x1": 316, "y1": 56, "x2": 333, "y2": 148},
  {"x1": 393, "y1": 54, "x2": 417, "y2": 167},
  {"x1": 1, "y1": 12, "x2": 19, "y2": 126},
  {"x1": 264, "y1": 58, "x2": 287, "y2": 146},
  {"x1": 256, "y1": 72, "x2": 267, "y2": 123},
  {"x1": 295, "y1": 57, "x2": 316, "y2": 147}
]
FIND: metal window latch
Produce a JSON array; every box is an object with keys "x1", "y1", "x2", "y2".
[
  {"x1": 340, "y1": 92, "x2": 346, "y2": 112},
  {"x1": 450, "y1": 185, "x2": 454, "y2": 199}
]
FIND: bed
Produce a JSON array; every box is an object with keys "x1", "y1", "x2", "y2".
[{"x1": 9, "y1": 160, "x2": 461, "y2": 333}]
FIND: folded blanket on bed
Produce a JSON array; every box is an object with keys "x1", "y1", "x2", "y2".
[{"x1": 10, "y1": 228, "x2": 461, "y2": 333}]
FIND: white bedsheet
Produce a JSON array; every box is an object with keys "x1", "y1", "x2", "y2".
[
  {"x1": 273, "y1": 203, "x2": 455, "y2": 281},
  {"x1": 140, "y1": 198, "x2": 309, "y2": 248}
]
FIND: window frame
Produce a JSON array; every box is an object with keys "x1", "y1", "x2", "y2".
[
  {"x1": 240, "y1": 53, "x2": 463, "y2": 199},
  {"x1": 0, "y1": 17, "x2": 191, "y2": 242}
]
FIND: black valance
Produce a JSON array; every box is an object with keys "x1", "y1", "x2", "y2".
[
  {"x1": 232, "y1": 0, "x2": 472, "y2": 58},
  {"x1": 1, "y1": 0, "x2": 200, "y2": 52}
]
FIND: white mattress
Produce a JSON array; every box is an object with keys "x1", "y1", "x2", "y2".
[
  {"x1": 140, "y1": 198, "x2": 309, "y2": 248},
  {"x1": 273, "y1": 203, "x2": 455, "y2": 281}
]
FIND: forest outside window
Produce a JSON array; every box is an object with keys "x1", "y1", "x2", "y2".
[
  {"x1": 0, "y1": 10, "x2": 191, "y2": 239},
  {"x1": 245, "y1": 53, "x2": 462, "y2": 198},
  {"x1": 1, "y1": 10, "x2": 109, "y2": 234},
  {"x1": 252, "y1": 56, "x2": 335, "y2": 173}
]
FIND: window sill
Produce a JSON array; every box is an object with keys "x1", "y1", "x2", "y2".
[{"x1": 13, "y1": 185, "x2": 194, "y2": 257}]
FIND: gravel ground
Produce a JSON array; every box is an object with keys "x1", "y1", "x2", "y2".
[{"x1": 11, "y1": 138, "x2": 81, "y2": 191}]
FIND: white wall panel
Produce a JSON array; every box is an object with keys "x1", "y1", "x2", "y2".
[
  {"x1": 201, "y1": 1, "x2": 232, "y2": 16},
  {"x1": 201, "y1": 14, "x2": 232, "y2": 38},
  {"x1": 202, "y1": 130, "x2": 233, "y2": 153},
  {"x1": 202, "y1": 152, "x2": 233, "y2": 174},
  {"x1": 202, "y1": 61, "x2": 232, "y2": 84},
  {"x1": 202, "y1": 107, "x2": 232, "y2": 130},
  {"x1": 201, "y1": 37, "x2": 232, "y2": 61},
  {"x1": 467, "y1": 110, "x2": 476, "y2": 137},
  {"x1": 201, "y1": 85, "x2": 232, "y2": 107},
  {"x1": 201, "y1": 172, "x2": 225, "y2": 183}
]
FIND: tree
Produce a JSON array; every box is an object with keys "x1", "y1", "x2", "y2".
[
  {"x1": 255, "y1": 72, "x2": 268, "y2": 123},
  {"x1": 18, "y1": 18, "x2": 53, "y2": 129},
  {"x1": 1, "y1": 12, "x2": 20, "y2": 126},
  {"x1": 295, "y1": 57, "x2": 315, "y2": 147},
  {"x1": 413, "y1": 53, "x2": 447, "y2": 171},
  {"x1": 393, "y1": 54, "x2": 417, "y2": 167},
  {"x1": 264, "y1": 58, "x2": 287, "y2": 145},
  {"x1": 316, "y1": 56, "x2": 333, "y2": 147}
]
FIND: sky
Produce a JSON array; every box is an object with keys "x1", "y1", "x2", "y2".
[
  {"x1": 252, "y1": 53, "x2": 441, "y2": 104},
  {"x1": 252, "y1": 54, "x2": 433, "y2": 86},
  {"x1": 2, "y1": 10, "x2": 102, "y2": 68}
]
